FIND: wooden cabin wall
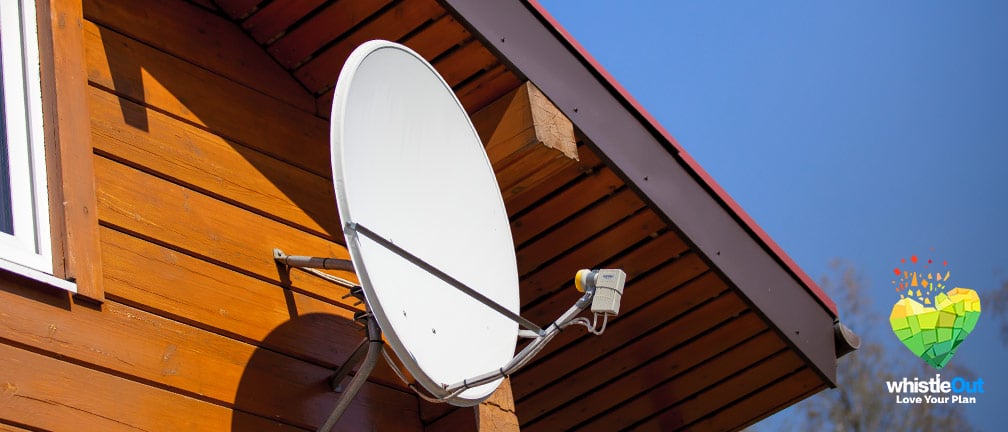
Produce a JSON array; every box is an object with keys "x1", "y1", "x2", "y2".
[{"x1": 0, "y1": 0, "x2": 423, "y2": 430}]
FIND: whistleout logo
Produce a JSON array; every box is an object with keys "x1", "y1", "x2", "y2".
[
  {"x1": 888, "y1": 255, "x2": 981, "y2": 369},
  {"x1": 885, "y1": 374, "x2": 984, "y2": 405},
  {"x1": 884, "y1": 254, "x2": 985, "y2": 405}
]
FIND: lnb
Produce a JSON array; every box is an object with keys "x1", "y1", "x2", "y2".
[{"x1": 575, "y1": 269, "x2": 627, "y2": 315}]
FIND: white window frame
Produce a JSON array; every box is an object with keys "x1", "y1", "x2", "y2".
[{"x1": 0, "y1": 0, "x2": 73, "y2": 292}]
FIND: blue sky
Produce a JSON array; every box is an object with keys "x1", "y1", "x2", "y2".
[{"x1": 537, "y1": 1, "x2": 1008, "y2": 429}]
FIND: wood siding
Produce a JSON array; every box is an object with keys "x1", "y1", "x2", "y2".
[
  {"x1": 0, "y1": 1, "x2": 834, "y2": 431},
  {"x1": 0, "y1": 0, "x2": 420, "y2": 430}
]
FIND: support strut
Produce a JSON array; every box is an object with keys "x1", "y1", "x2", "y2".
[{"x1": 318, "y1": 316, "x2": 382, "y2": 432}]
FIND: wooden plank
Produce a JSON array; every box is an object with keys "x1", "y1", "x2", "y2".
[
  {"x1": 578, "y1": 348, "x2": 802, "y2": 432},
  {"x1": 478, "y1": 405, "x2": 520, "y2": 432},
  {"x1": 510, "y1": 168, "x2": 621, "y2": 243},
  {"x1": 456, "y1": 64, "x2": 523, "y2": 114},
  {"x1": 312, "y1": 12, "x2": 470, "y2": 116},
  {"x1": 293, "y1": 0, "x2": 445, "y2": 93},
  {"x1": 0, "y1": 341, "x2": 300, "y2": 431},
  {"x1": 83, "y1": 20, "x2": 332, "y2": 177},
  {"x1": 495, "y1": 144, "x2": 578, "y2": 204},
  {"x1": 0, "y1": 279, "x2": 420, "y2": 430},
  {"x1": 516, "y1": 189, "x2": 646, "y2": 276},
  {"x1": 94, "y1": 156, "x2": 352, "y2": 306},
  {"x1": 426, "y1": 407, "x2": 476, "y2": 432},
  {"x1": 89, "y1": 88, "x2": 340, "y2": 239},
  {"x1": 517, "y1": 310, "x2": 763, "y2": 423},
  {"x1": 407, "y1": 14, "x2": 470, "y2": 61},
  {"x1": 187, "y1": 0, "x2": 218, "y2": 11},
  {"x1": 503, "y1": 148, "x2": 602, "y2": 217},
  {"x1": 513, "y1": 268, "x2": 721, "y2": 399},
  {"x1": 84, "y1": 0, "x2": 314, "y2": 112},
  {"x1": 242, "y1": 0, "x2": 329, "y2": 44},
  {"x1": 0, "y1": 422, "x2": 32, "y2": 432},
  {"x1": 39, "y1": 0, "x2": 104, "y2": 301},
  {"x1": 433, "y1": 39, "x2": 500, "y2": 88},
  {"x1": 524, "y1": 315, "x2": 772, "y2": 432},
  {"x1": 685, "y1": 369, "x2": 825, "y2": 432},
  {"x1": 101, "y1": 227, "x2": 359, "y2": 369},
  {"x1": 215, "y1": 0, "x2": 263, "y2": 19},
  {"x1": 519, "y1": 210, "x2": 671, "y2": 309},
  {"x1": 520, "y1": 227, "x2": 685, "y2": 312},
  {"x1": 472, "y1": 81, "x2": 578, "y2": 205},
  {"x1": 268, "y1": 0, "x2": 393, "y2": 67},
  {"x1": 477, "y1": 378, "x2": 520, "y2": 432}
]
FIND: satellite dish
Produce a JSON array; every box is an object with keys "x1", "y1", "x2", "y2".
[
  {"x1": 330, "y1": 40, "x2": 519, "y2": 405},
  {"x1": 274, "y1": 40, "x2": 625, "y2": 429}
]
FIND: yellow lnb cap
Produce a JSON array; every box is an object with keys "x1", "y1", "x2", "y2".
[{"x1": 575, "y1": 269, "x2": 592, "y2": 292}]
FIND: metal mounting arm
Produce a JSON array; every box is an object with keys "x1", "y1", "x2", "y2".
[
  {"x1": 438, "y1": 287, "x2": 597, "y2": 397},
  {"x1": 317, "y1": 315, "x2": 382, "y2": 432}
]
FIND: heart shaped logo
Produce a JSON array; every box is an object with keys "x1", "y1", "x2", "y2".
[{"x1": 889, "y1": 288, "x2": 980, "y2": 369}]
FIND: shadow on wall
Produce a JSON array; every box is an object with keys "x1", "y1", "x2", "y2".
[
  {"x1": 93, "y1": 22, "x2": 341, "y2": 240},
  {"x1": 229, "y1": 311, "x2": 407, "y2": 431},
  {"x1": 87, "y1": 7, "x2": 422, "y2": 429}
]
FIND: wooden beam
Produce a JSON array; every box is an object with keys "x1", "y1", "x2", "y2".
[
  {"x1": 471, "y1": 81, "x2": 578, "y2": 203},
  {"x1": 38, "y1": 0, "x2": 104, "y2": 301},
  {"x1": 477, "y1": 378, "x2": 520, "y2": 432},
  {"x1": 422, "y1": 379, "x2": 519, "y2": 432}
]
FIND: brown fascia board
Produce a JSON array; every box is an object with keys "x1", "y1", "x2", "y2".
[{"x1": 440, "y1": 0, "x2": 840, "y2": 385}]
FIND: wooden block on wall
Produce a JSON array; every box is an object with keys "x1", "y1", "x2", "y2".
[{"x1": 472, "y1": 82, "x2": 579, "y2": 201}]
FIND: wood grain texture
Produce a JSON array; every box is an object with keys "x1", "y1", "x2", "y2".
[
  {"x1": 0, "y1": 341, "x2": 299, "y2": 431},
  {"x1": 456, "y1": 64, "x2": 523, "y2": 114},
  {"x1": 520, "y1": 227, "x2": 685, "y2": 318},
  {"x1": 518, "y1": 311, "x2": 764, "y2": 423},
  {"x1": 472, "y1": 82, "x2": 578, "y2": 203},
  {"x1": 312, "y1": 12, "x2": 471, "y2": 116},
  {"x1": 215, "y1": 0, "x2": 263, "y2": 19},
  {"x1": 520, "y1": 294, "x2": 758, "y2": 428},
  {"x1": 476, "y1": 378, "x2": 519, "y2": 432},
  {"x1": 516, "y1": 189, "x2": 645, "y2": 276},
  {"x1": 503, "y1": 148, "x2": 602, "y2": 217},
  {"x1": 89, "y1": 88, "x2": 340, "y2": 239},
  {"x1": 579, "y1": 346, "x2": 802, "y2": 431},
  {"x1": 293, "y1": 0, "x2": 444, "y2": 93},
  {"x1": 510, "y1": 168, "x2": 622, "y2": 244},
  {"x1": 242, "y1": 0, "x2": 330, "y2": 45},
  {"x1": 407, "y1": 14, "x2": 470, "y2": 61},
  {"x1": 268, "y1": 0, "x2": 393, "y2": 67},
  {"x1": 684, "y1": 368, "x2": 824, "y2": 431},
  {"x1": 425, "y1": 407, "x2": 476, "y2": 432},
  {"x1": 84, "y1": 0, "x2": 314, "y2": 112},
  {"x1": 513, "y1": 267, "x2": 719, "y2": 399},
  {"x1": 0, "y1": 278, "x2": 419, "y2": 430},
  {"x1": 40, "y1": 0, "x2": 104, "y2": 301},
  {"x1": 519, "y1": 209, "x2": 665, "y2": 306},
  {"x1": 101, "y1": 227, "x2": 353, "y2": 367},
  {"x1": 83, "y1": 20, "x2": 331, "y2": 177},
  {"x1": 474, "y1": 82, "x2": 574, "y2": 167},
  {"x1": 0, "y1": 422, "x2": 33, "y2": 432},
  {"x1": 431, "y1": 39, "x2": 500, "y2": 88},
  {"x1": 94, "y1": 156, "x2": 354, "y2": 308}
]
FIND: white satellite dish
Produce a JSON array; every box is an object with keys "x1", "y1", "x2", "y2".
[
  {"x1": 273, "y1": 40, "x2": 626, "y2": 431},
  {"x1": 330, "y1": 40, "x2": 518, "y2": 405}
]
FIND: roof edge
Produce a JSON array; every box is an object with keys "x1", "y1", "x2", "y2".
[
  {"x1": 440, "y1": 0, "x2": 839, "y2": 385},
  {"x1": 524, "y1": 0, "x2": 837, "y2": 317}
]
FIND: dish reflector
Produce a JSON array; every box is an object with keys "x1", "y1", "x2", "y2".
[{"x1": 330, "y1": 40, "x2": 519, "y2": 405}]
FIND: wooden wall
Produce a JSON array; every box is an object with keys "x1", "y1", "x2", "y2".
[{"x1": 0, "y1": 0, "x2": 423, "y2": 430}]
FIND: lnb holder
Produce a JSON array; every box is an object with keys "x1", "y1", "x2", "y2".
[{"x1": 576, "y1": 268, "x2": 627, "y2": 315}]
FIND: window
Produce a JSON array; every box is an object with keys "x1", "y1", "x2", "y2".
[{"x1": 0, "y1": 0, "x2": 55, "y2": 277}]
